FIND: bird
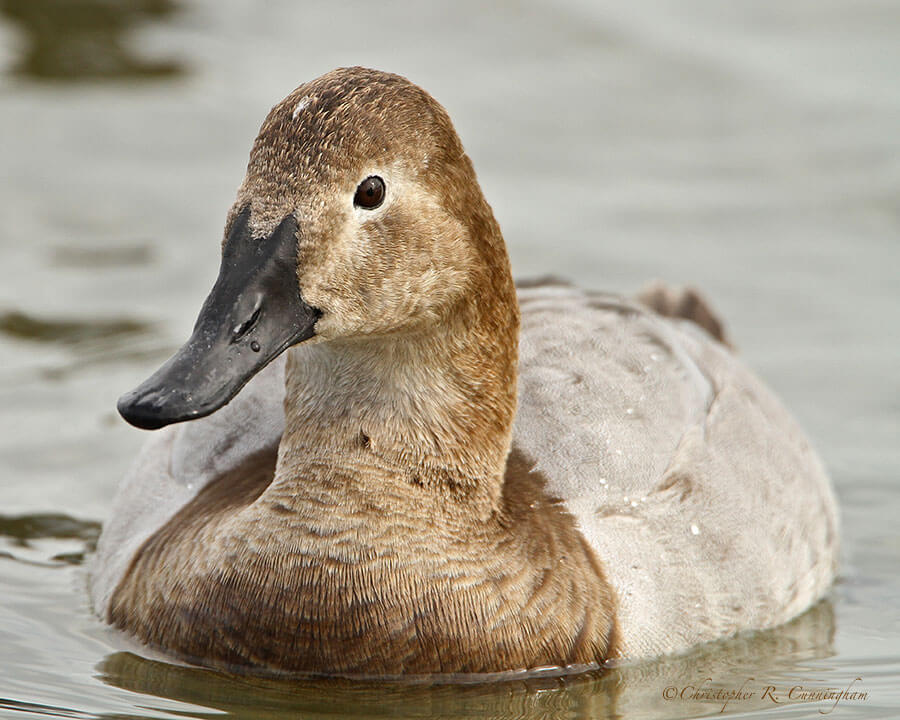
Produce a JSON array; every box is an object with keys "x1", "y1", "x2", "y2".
[{"x1": 90, "y1": 66, "x2": 839, "y2": 678}]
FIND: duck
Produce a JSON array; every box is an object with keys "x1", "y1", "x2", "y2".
[{"x1": 89, "y1": 66, "x2": 839, "y2": 677}]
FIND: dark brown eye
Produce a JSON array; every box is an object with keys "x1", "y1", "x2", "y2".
[{"x1": 354, "y1": 176, "x2": 385, "y2": 209}]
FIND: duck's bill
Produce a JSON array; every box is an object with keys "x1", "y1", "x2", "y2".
[{"x1": 117, "y1": 210, "x2": 319, "y2": 430}]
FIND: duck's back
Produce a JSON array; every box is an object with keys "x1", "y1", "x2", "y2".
[{"x1": 513, "y1": 282, "x2": 838, "y2": 659}]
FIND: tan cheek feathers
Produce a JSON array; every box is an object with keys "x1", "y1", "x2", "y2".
[{"x1": 297, "y1": 192, "x2": 474, "y2": 339}]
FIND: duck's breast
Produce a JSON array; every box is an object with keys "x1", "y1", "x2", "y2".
[{"x1": 89, "y1": 355, "x2": 287, "y2": 617}]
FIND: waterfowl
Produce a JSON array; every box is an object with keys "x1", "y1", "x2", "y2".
[{"x1": 90, "y1": 67, "x2": 839, "y2": 677}]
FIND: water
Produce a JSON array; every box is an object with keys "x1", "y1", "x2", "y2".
[{"x1": 1, "y1": 1, "x2": 898, "y2": 717}]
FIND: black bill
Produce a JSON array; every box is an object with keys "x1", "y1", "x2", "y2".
[{"x1": 117, "y1": 208, "x2": 319, "y2": 430}]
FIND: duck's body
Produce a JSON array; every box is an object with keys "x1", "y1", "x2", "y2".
[{"x1": 91, "y1": 67, "x2": 838, "y2": 676}]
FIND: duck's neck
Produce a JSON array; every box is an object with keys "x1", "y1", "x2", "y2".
[{"x1": 278, "y1": 271, "x2": 519, "y2": 517}]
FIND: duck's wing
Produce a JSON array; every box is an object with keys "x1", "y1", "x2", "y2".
[
  {"x1": 89, "y1": 355, "x2": 286, "y2": 617},
  {"x1": 513, "y1": 282, "x2": 839, "y2": 660}
]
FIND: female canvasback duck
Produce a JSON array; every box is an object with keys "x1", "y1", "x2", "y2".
[{"x1": 90, "y1": 67, "x2": 839, "y2": 677}]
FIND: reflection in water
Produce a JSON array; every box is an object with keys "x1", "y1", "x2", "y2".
[
  {"x1": 97, "y1": 601, "x2": 835, "y2": 720},
  {"x1": 49, "y1": 243, "x2": 154, "y2": 269},
  {"x1": 0, "y1": 310, "x2": 150, "y2": 344},
  {"x1": 97, "y1": 655, "x2": 618, "y2": 720},
  {"x1": 0, "y1": 0, "x2": 183, "y2": 81},
  {"x1": 0, "y1": 513, "x2": 100, "y2": 566},
  {"x1": 0, "y1": 308, "x2": 171, "y2": 383},
  {"x1": 0, "y1": 512, "x2": 100, "y2": 543},
  {"x1": 0, "y1": 698, "x2": 94, "y2": 719}
]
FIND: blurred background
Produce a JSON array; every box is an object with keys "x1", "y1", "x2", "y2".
[{"x1": 0, "y1": 1, "x2": 898, "y2": 718}]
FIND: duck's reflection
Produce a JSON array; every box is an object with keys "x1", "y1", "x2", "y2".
[
  {"x1": 0, "y1": 0, "x2": 183, "y2": 81},
  {"x1": 96, "y1": 600, "x2": 835, "y2": 720}
]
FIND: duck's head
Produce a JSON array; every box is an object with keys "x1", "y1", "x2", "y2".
[{"x1": 118, "y1": 67, "x2": 511, "y2": 430}]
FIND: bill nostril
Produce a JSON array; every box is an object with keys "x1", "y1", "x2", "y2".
[{"x1": 231, "y1": 306, "x2": 261, "y2": 343}]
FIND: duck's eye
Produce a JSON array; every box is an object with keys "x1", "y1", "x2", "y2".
[{"x1": 354, "y1": 176, "x2": 385, "y2": 209}]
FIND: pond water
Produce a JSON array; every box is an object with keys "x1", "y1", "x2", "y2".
[{"x1": 1, "y1": 1, "x2": 898, "y2": 718}]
